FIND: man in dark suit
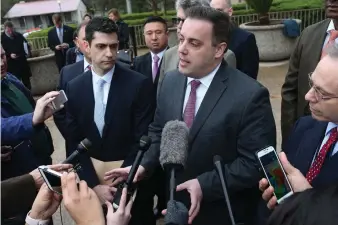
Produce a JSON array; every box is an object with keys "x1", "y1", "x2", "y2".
[
  {"x1": 105, "y1": 7, "x2": 276, "y2": 225},
  {"x1": 132, "y1": 16, "x2": 169, "y2": 218},
  {"x1": 281, "y1": 0, "x2": 338, "y2": 145},
  {"x1": 65, "y1": 17, "x2": 155, "y2": 225},
  {"x1": 210, "y1": 0, "x2": 259, "y2": 79},
  {"x1": 47, "y1": 13, "x2": 75, "y2": 72},
  {"x1": 259, "y1": 43, "x2": 338, "y2": 212},
  {"x1": 132, "y1": 16, "x2": 169, "y2": 105}
]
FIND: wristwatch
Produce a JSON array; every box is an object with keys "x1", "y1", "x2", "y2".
[{"x1": 25, "y1": 211, "x2": 50, "y2": 225}]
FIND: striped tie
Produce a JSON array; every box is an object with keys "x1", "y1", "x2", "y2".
[{"x1": 183, "y1": 80, "x2": 201, "y2": 128}]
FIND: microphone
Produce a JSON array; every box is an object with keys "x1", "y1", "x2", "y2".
[
  {"x1": 213, "y1": 155, "x2": 236, "y2": 225},
  {"x1": 62, "y1": 139, "x2": 92, "y2": 164},
  {"x1": 159, "y1": 120, "x2": 189, "y2": 201},
  {"x1": 112, "y1": 135, "x2": 152, "y2": 209}
]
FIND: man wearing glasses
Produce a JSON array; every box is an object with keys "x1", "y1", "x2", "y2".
[
  {"x1": 281, "y1": 42, "x2": 338, "y2": 200},
  {"x1": 157, "y1": 0, "x2": 236, "y2": 95}
]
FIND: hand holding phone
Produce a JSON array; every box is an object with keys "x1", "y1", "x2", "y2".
[
  {"x1": 51, "y1": 90, "x2": 68, "y2": 112},
  {"x1": 257, "y1": 147, "x2": 294, "y2": 204}
]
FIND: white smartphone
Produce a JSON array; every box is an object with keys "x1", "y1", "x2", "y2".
[
  {"x1": 38, "y1": 166, "x2": 63, "y2": 195},
  {"x1": 52, "y1": 90, "x2": 68, "y2": 111},
  {"x1": 256, "y1": 146, "x2": 294, "y2": 204}
]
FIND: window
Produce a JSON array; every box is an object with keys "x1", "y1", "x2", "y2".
[
  {"x1": 19, "y1": 17, "x2": 25, "y2": 28},
  {"x1": 64, "y1": 12, "x2": 72, "y2": 22},
  {"x1": 33, "y1": 15, "x2": 42, "y2": 28}
]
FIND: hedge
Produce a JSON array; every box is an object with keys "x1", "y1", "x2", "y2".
[{"x1": 27, "y1": 0, "x2": 322, "y2": 38}]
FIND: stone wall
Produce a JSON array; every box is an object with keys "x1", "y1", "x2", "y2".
[{"x1": 28, "y1": 52, "x2": 59, "y2": 96}]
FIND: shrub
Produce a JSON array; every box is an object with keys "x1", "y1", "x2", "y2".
[{"x1": 27, "y1": 23, "x2": 77, "y2": 38}]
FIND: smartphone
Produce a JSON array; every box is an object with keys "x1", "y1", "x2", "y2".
[
  {"x1": 257, "y1": 146, "x2": 294, "y2": 203},
  {"x1": 38, "y1": 166, "x2": 63, "y2": 195},
  {"x1": 52, "y1": 90, "x2": 68, "y2": 111}
]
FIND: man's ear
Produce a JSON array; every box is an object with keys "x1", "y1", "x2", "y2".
[{"x1": 215, "y1": 42, "x2": 227, "y2": 58}]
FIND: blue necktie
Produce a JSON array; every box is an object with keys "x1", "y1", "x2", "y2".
[{"x1": 94, "y1": 79, "x2": 106, "y2": 136}]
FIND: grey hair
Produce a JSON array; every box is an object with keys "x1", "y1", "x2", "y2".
[
  {"x1": 327, "y1": 39, "x2": 338, "y2": 58},
  {"x1": 175, "y1": 0, "x2": 210, "y2": 11}
]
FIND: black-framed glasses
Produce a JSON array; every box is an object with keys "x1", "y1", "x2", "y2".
[
  {"x1": 172, "y1": 17, "x2": 185, "y2": 25},
  {"x1": 308, "y1": 72, "x2": 338, "y2": 101}
]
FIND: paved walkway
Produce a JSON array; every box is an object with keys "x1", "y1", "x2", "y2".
[{"x1": 46, "y1": 60, "x2": 289, "y2": 225}]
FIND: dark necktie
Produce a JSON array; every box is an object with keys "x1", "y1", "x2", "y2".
[
  {"x1": 183, "y1": 80, "x2": 201, "y2": 128},
  {"x1": 306, "y1": 127, "x2": 338, "y2": 183}
]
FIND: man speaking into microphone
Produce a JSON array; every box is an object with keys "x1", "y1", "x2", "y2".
[{"x1": 105, "y1": 6, "x2": 276, "y2": 225}]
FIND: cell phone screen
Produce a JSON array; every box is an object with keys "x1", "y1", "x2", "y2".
[
  {"x1": 43, "y1": 170, "x2": 62, "y2": 194},
  {"x1": 260, "y1": 151, "x2": 292, "y2": 201}
]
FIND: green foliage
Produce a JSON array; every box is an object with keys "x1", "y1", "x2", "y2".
[{"x1": 245, "y1": 0, "x2": 273, "y2": 15}]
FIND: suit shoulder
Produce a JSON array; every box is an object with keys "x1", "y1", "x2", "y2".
[
  {"x1": 165, "y1": 45, "x2": 178, "y2": 56},
  {"x1": 302, "y1": 19, "x2": 330, "y2": 34},
  {"x1": 228, "y1": 67, "x2": 265, "y2": 91},
  {"x1": 117, "y1": 63, "x2": 147, "y2": 80},
  {"x1": 294, "y1": 116, "x2": 319, "y2": 130}
]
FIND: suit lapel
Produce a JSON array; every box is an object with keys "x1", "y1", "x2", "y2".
[
  {"x1": 189, "y1": 62, "x2": 229, "y2": 143},
  {"x1": 312, "y1": 19, "x2": 331, "y2": 63},
  {"x1": 53, "y1": 27, "x2": 61, "y2": 45},
  {"x1": 81, "y1": 71, "x2": 98, "y2": 136},
  {"x1": 295, "y1": 121, "x2": 327, "y2": 175},
  {"x1": 103, "y1": 64, "x2": 124, "y2": 137},
  {"x1": 169, "y1": 71, "x2": 187, "y2": 120}
]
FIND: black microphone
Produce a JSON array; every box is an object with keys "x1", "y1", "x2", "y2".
[
  {"x1": 213, "y1": 155, "x2": 236, "y2": 225},
  {"x1": 62, "y1": 139, "x2": 92, "y2": 164},
  {"x1": 112, "y1": 135, "x2": 152, "y2": 209},
  {"x1": 159, "y1": 120, "x2": 189, "y2": 201}
]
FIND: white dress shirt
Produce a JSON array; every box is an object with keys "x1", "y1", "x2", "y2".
[
  {"x1": 84, "y1": 58, "x2": 91, "y2": 72},
  {"x1": 56, "y1": 26, "x2": 63, "y2": 43},
  {"x1": 322, "y1": 20, "x2": 337, "y2": 48},
  {"x1": 92, "y1": 67, "x2": 114, "y2": 106},
  {"x1": 183, "y1": 63, "x2": 221, "y2": 115}
]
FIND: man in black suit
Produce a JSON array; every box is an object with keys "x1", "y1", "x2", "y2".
[
  {"x1": 132, "y1": 16, "x2": 169, "y2": 104},
  {"x1": 105, "y1": 7, "x2": 276, "y2": 225},
  {"x1": 211, "y1": 0, "x2": 259, "y2": 79},
  {"x1": 54, "y1": 21, "x2": 91, "y2": 156},
  {"x1": 64, "y1": 17, "x2": 155, "y2": 225},
  {"x1": 47, "y1": 13, "x2": 75, "y2": 72},
  {"x1": 132, "y1": 16, "x2": 169, "y2": 218}
]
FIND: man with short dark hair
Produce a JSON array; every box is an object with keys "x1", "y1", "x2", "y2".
[
  {"x1": 1, "y1": 21, "x2": 32, "y2": 89},
  {"x1": 108, "y1": 8, "x2": 130, "y2": 50},
  {"x1": 106, "y1": 6, "x2": 276, "y2": 225},
  {"x1": 65, "y1": 17, "x2": 154, "y2": 225},
  {"x1": 47, "y1": 13, "x2": 75, "y2": 71}
]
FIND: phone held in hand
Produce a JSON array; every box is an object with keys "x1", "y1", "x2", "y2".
[
  {"x1": 52, "y1": 90, "x2": 68, "y2": 112},
  {"x1": 38, "y1": 166, "x2": 63, "y2": 195},
  {"x1": 256, "y1": 146, "x2": 294, "y2": 204}
]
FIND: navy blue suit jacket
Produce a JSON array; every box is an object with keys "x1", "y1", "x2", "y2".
[
  {"x1": 284, "y1": 116, "x2": 338, "y2": 188},
  {"x1": 64, "y1": 63, "x2": 154, "y2": 187},
  {"x1": 228, "y1": 27, "x2": 259, "y2": 80}
]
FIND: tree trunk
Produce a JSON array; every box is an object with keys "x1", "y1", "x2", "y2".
[
  {"x1": 126, "y1": 0, "x2": 132, "y2": 13},
  {"x1": 259, "y1": 13, "x2": 270, "y2": 25}
]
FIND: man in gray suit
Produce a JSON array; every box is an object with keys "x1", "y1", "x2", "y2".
[
  {"x1": 158, "y1": 0, "x2": 236, "y2": 94},
  {"x1": 105, "y1": 7, "x2": 276, "y2": 225}
]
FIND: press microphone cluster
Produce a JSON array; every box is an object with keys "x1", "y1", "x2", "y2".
[
  {"x1": 112, "y1": 135, "x2": 152, "y2": 209},
  {"x1": 160, "y1": 120, "x2": 189, "y2": 225}
]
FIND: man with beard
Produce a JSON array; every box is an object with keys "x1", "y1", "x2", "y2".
[{"x1": 281, "y1": 0, "x2": 338, "y2": 147}]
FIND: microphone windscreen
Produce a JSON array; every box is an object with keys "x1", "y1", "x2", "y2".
[
  {"x1": 78, "y1": 138, "x2": 92, "y2": 152},
  {"x1": 164, "y1": 200, "x2": 189, "y2": 225},
  {"x1": 159, "y1": 120, "x2": 189, "y2": 168}
]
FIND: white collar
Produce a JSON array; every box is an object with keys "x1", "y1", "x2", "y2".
[
  {"x1": 326, "y1": 122, "x2": 338, "y2": 136},
  {"x1": 83, "y1": 58, "x2": 90, "y2": 70},
  {"x1": 92, "y1": 66, "x2": 114, "y2": 84},
  {"x1": 150, "y1": 48, "x2": 166, "y2": 61},
  {"x1": 187, "y1": 63, "x2": 221, "y2": 88},
  {"x1": 326, "y1": 20, "x2": 335, "y2": 33}
]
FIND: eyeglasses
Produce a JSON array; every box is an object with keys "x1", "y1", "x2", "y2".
[
  {"x1": 308, "y1": 72, "x2": 338, "y2": 101},
  {"x1": 172, "y1": 17, "x2": 185, "y2": 25}
]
